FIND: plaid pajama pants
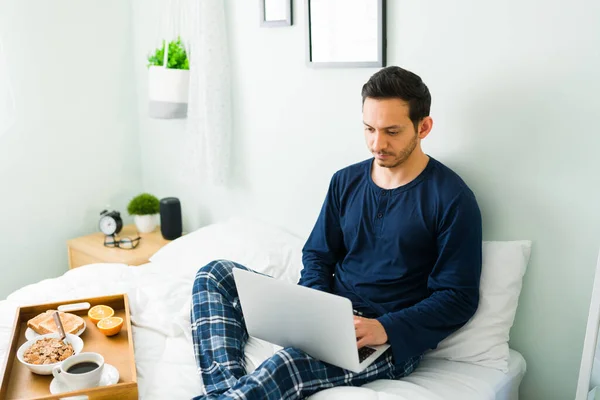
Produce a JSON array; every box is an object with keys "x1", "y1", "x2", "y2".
[{"x1": 190, "y1": 259, "x2": 421, "y2": 400}]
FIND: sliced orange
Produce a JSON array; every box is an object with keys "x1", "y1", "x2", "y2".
[
  {"x1": 97, "y1": 317, "x2": 123, "y2": 337},
  {"x1": 88, "y1": 305, "x2": 114, "y2": 325}
]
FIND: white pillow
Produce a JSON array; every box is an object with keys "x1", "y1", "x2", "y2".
[
  {"x1": 424, "y1": 240, "x2": 532, "y2": 372},
  {"x1": 149, "y1": 217, "x2": 305, "y2": 284}
]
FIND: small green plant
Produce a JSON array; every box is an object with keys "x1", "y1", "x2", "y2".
[
  {"x1": 127, "y1": 193, "x2": 160, "y2": 216},
  {"x1": 147, "y1": 37, "x2": 189, "y2": 70}
]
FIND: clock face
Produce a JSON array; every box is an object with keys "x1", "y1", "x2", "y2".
[{"x1": 99, "y1": 216, "x2": 117, "y2": 235}]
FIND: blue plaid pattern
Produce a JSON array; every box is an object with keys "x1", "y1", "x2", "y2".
[{"x1": 190, "y1": 260, "x2": 421, "y2": 400}]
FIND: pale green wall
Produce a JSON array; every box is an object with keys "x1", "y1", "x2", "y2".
[
  {"x1": 133, "y1": 1, "x2": 600, "y2": 398},
  {"x1": 0, "y1": 1, "x2": 142, "y2": 299},
  {"x1": 12, "y1": 2, "x2": 596, "y2": 397}
]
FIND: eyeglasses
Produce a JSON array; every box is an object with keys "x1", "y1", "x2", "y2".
[{"x1": 104, "y1": 234, "x2": 141, "y2": 250}]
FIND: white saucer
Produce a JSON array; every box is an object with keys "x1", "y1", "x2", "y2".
[
  {"x1": 49, "y1": 363, "x2": 119, "y2": 395},
  {"x1": 26, "y1": 321, "x2": 86, "y2": 341}
]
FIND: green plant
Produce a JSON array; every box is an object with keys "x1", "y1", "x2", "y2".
[
  {"x1": 147, "y1": 37, "x2": 190, "y2": 70},
  {"x1": 127, "y1": 193, "x2": 160, "y2": 216}
]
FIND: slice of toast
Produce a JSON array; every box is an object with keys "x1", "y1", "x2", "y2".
[
  {"x1": 27, "y1": 310, "x2": 55, "y2": 333},
  {"x1": 38, "y1": 312, "x2": 84, "y2": 335},
  {"x1": 28, "y1": 311, "x2": 84, "y2": 335}
]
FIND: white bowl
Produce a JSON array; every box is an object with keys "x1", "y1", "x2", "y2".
[{"x1": 17, "y1": 333, "x2": 84, "y2": 375}]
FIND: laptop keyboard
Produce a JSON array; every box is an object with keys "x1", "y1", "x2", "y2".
[{"x1": 358, "y1": 347, "x2": 376, "y2": 363}]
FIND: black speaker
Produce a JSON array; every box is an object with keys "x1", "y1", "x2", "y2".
[{"x1": 160, "y1": 197, "x2": 182, "y2": 240}]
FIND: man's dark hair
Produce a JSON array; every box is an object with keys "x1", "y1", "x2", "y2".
[{"x1": 361, "y1": 66, "x2": 431, "y2": 131}]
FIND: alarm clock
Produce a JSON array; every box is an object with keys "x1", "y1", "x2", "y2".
[{"x1": 99, "y1": 210, "x2": 123, "y2": 236}]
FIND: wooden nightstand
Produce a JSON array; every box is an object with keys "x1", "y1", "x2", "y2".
[{"x1": 66, "y1": 224, "x2": 173, "y2": 269}]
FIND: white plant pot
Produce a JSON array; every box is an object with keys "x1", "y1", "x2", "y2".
[
  {"x1": 148, "y1": 66, "x2": 189, "y2": 119},
  {"x1": 134, "y1": 214, "x2": 158, "y2": 233}
]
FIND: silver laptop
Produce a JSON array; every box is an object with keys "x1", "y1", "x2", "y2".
[{"x1": 232, "y1": 268, "x2": 390, "y2": 373}]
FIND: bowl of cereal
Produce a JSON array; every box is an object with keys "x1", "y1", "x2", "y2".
[{"x1": 17, "y1": 333, "x2": 84, "y2": 375}]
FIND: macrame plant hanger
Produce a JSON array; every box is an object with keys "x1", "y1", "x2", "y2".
[
  {"x1": 148, "y1": 0, "x2": 190, "y2": 119},
  {"x1": 183, "y1": 0, "x2": 232, "y2": 186}
]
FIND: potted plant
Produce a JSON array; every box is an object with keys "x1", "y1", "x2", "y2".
[
  {"x1": 127, "y1": 193, "x2": 160, "y2": 233},
  {"x1": 147, "y1": 37, "x2": 190, "y2": 119}
]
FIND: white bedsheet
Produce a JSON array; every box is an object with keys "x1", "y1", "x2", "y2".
[{"x1": 0, "y1": 263, "x2": 525, "y2": 399}]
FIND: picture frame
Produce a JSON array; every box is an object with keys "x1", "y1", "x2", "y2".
[
  {"x1": 260, "y1": 0, "x2": 293, "y2": 27},
  {"x1": 305, "y1": 0, "x2": 386, "y2": 68}
]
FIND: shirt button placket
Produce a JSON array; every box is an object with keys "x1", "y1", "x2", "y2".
[{"x1": 375, "y1": 190, "x2": 389, "y2": 237}]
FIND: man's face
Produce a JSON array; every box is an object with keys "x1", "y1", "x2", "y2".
[{"x1": 363, "y1": 98, "x2": 419, "y2": 169}]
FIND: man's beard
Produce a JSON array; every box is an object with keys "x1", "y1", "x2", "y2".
[{"x1": 374, "y1": 133, "x2": 418, "y2": 169}]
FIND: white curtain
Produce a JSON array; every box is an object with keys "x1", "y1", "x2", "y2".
[
  {"x1": 181, "y1": 0, "x2": 232, "y2": 186},
  {"x1": 0, "y1": 34, "x2": 16, "y2": 137}
]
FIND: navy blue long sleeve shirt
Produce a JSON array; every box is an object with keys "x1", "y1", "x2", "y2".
[{"x1": 298, "y1": 157, "x2": 482, "y2": 366}]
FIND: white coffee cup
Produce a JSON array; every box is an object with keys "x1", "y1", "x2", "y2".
[{"x1": 52, "y1": 352, "x2": 104, "y2": 391}]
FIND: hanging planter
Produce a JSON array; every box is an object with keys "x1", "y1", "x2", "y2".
[{"x1": 147, "y1": 37, "x2": 190, "y2": 119}]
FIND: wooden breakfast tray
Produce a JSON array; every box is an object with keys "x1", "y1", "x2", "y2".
[{"x1": 0, "y1": 294, "x2": 138, "y2": 400}]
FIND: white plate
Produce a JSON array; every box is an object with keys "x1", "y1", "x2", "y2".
[
  {"x1": 25, "y1": 320, "x2": 86, "y2": 341},
  {"x1": 49, "y1": 363, "x2": 119, "y2": 395}
]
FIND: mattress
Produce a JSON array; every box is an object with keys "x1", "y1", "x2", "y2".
[
  {"x1": 364, "y1": 349, "x2": 527, "y2": 400},
  {"x1": 0, "y1": 263, "x2": 526, "y2": 399}
]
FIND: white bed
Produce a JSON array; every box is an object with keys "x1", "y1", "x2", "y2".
[{"x1": 0, "y1": 219, "x2": 529, "y2": 399}]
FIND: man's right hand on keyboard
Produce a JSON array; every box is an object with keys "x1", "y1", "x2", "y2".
[{"x1": 354, "y1": 316, "x2": 388, "y2": 349}]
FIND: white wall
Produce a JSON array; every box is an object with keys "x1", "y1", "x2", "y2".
[
  {"x1": 0, "y1": 1, "x2": 142, "y2": 299},
  {"x1": 134, "y1": 0, "x2": 600, "y2": 398}
]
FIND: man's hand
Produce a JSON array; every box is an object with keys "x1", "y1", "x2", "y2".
[{"x1": 354, "y1": 316, "x2": 388, "y2": 349}]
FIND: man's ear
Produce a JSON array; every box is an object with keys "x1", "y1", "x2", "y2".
[{"x1": 418, "y1": 117, "x2": 433, "y2": 139}]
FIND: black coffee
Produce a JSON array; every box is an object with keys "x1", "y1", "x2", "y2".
[{"x1": 66, "y1": 362, "x2": 99, "y2": 374}]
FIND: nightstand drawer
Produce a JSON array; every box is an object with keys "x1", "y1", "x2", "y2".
[{"x1": 68, "y1": 248, "x2": 104, "y2": 269}]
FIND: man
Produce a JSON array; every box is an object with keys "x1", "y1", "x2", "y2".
[{"x1": 191, "y1": 66, "x2": 482, "y2": 400}]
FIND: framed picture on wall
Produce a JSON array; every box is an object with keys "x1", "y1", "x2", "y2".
[
  {"x1": 305, "y1": 0, "x2": 386, "y2": 68},
  {"x1": 260, "y1": 0, "x2": 293, "y2": 27}
]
